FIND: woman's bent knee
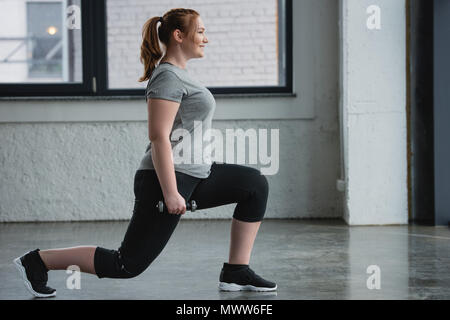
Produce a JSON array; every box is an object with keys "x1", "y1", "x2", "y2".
[
  {"x1": 256, "y1": 171, "x2": 269, "y2": 198},
  {"x1": 243, "y1": 167, "x2": 269, "y2": 196},
  {"x1": 249, "y1": 169, "x2": 269, "y2": 203},
  {"x1": 94, "y1": 247, "x2": 145, "y2": 279},
  {"x1": 233, "y1": 169, "x2": 269, "y2": 222}
]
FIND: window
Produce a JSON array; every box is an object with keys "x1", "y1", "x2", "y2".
[
  {"x1": 0, "y1": 0, "x2": 292, "y2": 97},
  {"x1": 0, "y1": 0, "x2": 83, "y2": 87},
  {"x1": 27, "y1": 1, "x2": 63, "y2": 80}
]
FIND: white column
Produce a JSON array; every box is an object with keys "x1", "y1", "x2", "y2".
[{"x1": 339, "y1": 0, "x2": 408, "y2": 225}]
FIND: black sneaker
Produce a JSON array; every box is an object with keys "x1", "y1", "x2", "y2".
[
  {"x1": 13, "y1": 248, "x2": 56, "y2": 298},
  {"x1": 218, "y1": 263, "x2": 277, "y2": 292}
]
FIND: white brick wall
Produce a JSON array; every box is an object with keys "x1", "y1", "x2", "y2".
[{"x1": 107, "y1": 0, "x2": 279, "y2": 89}]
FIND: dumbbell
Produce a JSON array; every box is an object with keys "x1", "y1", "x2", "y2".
[{"x1": 156, "y1": 200, "x2": 197, "y2": 213}]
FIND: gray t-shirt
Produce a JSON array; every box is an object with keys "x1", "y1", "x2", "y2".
[{"x1": 138, "y1": 62, "x2": 216, "y2": 178}]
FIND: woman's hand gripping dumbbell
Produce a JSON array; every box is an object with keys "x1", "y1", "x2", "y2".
[{"x1": 156, "y1": 194, "x2": 197, "y2": 215}]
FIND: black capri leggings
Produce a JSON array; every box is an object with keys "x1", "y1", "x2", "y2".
[{"x1": 94, "y1": 162, "x2": 269, "y2": 279}]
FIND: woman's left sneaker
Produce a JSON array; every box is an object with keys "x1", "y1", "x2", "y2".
[
  {"x1": 13, "y1": 248, "x2": 56, "y2": 298},
  {"x1": 218, "y1": 263, "x2": 277, "y2": 292}
]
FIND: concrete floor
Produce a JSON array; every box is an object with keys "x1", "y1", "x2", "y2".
[{"x1": 1, "y1": 219, "x2": 449, "y2": 300}]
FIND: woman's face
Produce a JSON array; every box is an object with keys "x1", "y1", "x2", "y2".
[{"x1": 185, "y1": 16, "x2": 208, "y2": 59}]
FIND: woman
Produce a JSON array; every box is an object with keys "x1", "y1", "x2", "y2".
[{"x1": 13, "y1": 8, "x2": 276, "y2": 298}]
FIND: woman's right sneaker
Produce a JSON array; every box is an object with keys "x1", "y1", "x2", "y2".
[
  {"x1": 13, "y1": 248, "x2": 56, "y2": 298},
  {"x1": 218, "y1": 263, "x2": 277, "y2": 292}
]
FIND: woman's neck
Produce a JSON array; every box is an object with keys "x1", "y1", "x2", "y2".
[{"x1": 159, "y1": 57, "x2": 187, "y2": 70}]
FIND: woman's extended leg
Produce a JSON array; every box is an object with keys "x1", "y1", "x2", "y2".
[
  {"x1": 22, "y1": 169, "x2": 201, "y2": 290},
  {"x1": 38, "y1": 246, "x2": 97, "y2": 275}
]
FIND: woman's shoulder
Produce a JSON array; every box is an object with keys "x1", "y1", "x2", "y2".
[
  {"x1": 149, "y1": 65, "x2": 184, "y2": 84},
  {"x1": 145, "y1": 66, "x2": 189, "y2": 101}
]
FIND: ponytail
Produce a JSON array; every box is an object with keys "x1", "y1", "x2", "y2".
[{"x1": 138, "y1": 16, "x2": 162, "y2": 82}]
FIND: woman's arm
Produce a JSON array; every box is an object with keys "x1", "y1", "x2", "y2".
[{"x1": 147, "y1": 98, "x2": 186, "y2": 214}]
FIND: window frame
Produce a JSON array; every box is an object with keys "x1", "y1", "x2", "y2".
[{"x1": 0, "y1": 0, "x2": 293, "y2": 98}]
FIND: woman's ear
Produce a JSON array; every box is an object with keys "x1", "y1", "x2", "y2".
[{"x1": 172, "y1": 29, "x2": 184, "y2": 44}]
